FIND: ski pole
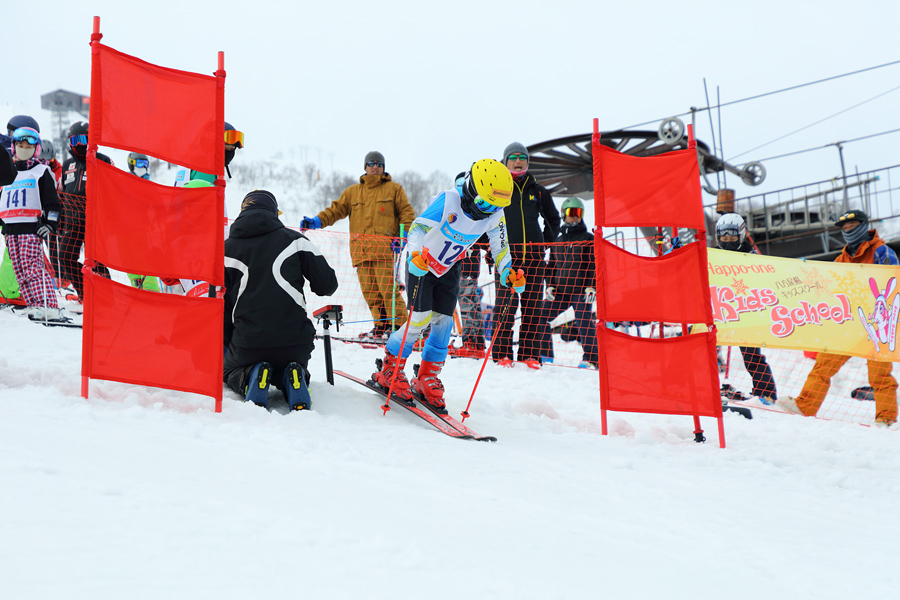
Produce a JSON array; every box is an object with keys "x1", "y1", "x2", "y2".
[
  {"x1": 461, "y1": 279, "x2": 517, "y2": 423},
  {"x1": 383, "y1": 248, "x2": 426, "y2": 415}
]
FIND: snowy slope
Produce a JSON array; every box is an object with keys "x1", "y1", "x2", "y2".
[{"x1": 1, "y1": 309, "x2": 898, "y2": 600}]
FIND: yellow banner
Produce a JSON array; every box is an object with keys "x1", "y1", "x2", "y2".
[{"x1": 706, "y1": 248, "x2": 900, "y2": 361}]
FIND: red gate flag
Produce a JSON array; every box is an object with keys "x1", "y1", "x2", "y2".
[
  {"x1": 598, "y1": 238, "x2": 711, "y2": 324},
  {"x1": 89, "y1": 42, "x2": 224, "y2": 174},
  {"x1": 85, "y1": 157, "x2": 224, "y2": 284},
  {"x1": 593, "y1": 144, "x2": 704, "y2": 229},
  {"x1": 598, "y1": 327, "x2": 721, "y2": 417},
  {"x1": 81, "y1": 272, "x2": 224, "y2": 399}
]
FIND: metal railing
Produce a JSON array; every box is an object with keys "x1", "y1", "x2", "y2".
[{"x1": 704, "y1": 164, "x2": 900, "y2": 258}]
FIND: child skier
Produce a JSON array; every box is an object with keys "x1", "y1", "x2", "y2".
[
  {"x1": 371, "y1": 158, "x2": 525, "y2": 412},
  {"x1": 0, "y1": 128, "x2": 64, "y2": 321},
  {"x1": 540, "y1": 197, "x2": 599, "y2": 368},
  {"x1": 715, "y1": 212, "x2": 778, "y2": 403}
]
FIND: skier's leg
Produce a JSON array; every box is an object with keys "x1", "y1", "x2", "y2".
[
  {"x1": 355, "y1": 261, "x2": 383, "y2": 332},
  {"x1": 867, "y1": 359, "x2": 898, "y2": 424},
  {"x1": 491, "y1": 268, "x2": 516, "y2": 362},
  {"x1": 573, "y1": 297, "x2": 599, "y2": 364},
  {"x1": 793, "y1": 352, "x2": 849, "y2": 416},
  {"x1": 739, "y1": 346, "x2": 777, "y2": 400}
]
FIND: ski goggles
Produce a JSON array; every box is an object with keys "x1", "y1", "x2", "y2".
[
  {"x1": 564, "y1": 207, "x2": 584, "y2": 218},
  {"x1": 69, "y1": 134, "x2": 88, "y2": 146},
  {"x1": 12, "y1": 128, "x2": 40, "y2": 144},
  {"x1": 474, "y1": 196, "x2": 503, "y2": 214},
  {"x1": 224, "y1": 129, "x2": 244, "y2": 148},
  {"x1": 129, "y1": 158, "x2": 150, "y2": 169},
  {"x1": 507, "y1": 153, "x2": 528, "y2": 162},
  {"x1": 365, "y1": 161, "x2": 385, "y2": 168}
]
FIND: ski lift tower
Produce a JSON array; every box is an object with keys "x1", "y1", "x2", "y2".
[{"x1": 40, "y1": 89, "x2": 90, "y2": 161}]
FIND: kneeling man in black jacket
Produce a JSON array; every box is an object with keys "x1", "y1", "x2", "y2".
[{"x1": 224, "y1": 190, "x2": 338, "y2": 410}]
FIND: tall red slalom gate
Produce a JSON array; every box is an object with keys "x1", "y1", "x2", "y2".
[
  {"x1": 81, "y1": 16, "x2": 226, "y2": 411},
  {"x1": 591, "y1": 118, "x2": 725, "y2": 446}
]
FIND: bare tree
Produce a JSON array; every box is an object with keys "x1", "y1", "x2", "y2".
[
  {"x1": 314, "y1": 172, "x2": 358, "y2": 206},
  {"x1": 395, "y1": 170, "x2": 451, "y2": 214},
  {"x1": 302, "y1": 163, "x2": 317, "y2": 188}
]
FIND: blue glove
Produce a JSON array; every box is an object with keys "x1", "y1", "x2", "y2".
[
  {"x1": 391, "y1": 237, "x2": 405, "y2": 254},
  {"x1": 300, "y1": 216, "x2": 321, "y2": 230}
]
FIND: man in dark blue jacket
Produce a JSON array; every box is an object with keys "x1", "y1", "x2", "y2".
[{"x1": 224, "y1": 190, "x2": 338, "y2": 411}]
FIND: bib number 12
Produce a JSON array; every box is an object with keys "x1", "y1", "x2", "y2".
[{"x1": 436, "y1": 240, "x2": 465, "y2": 265}]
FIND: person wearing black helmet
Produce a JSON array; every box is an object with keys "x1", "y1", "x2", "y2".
[
  {"x1": 58, "y1": 121, "x2": 113, "y2": 303},
  {"x1": 1, "y1": 115, "x2": 41, "y2": 151},
  {"x1": 173, "y1": 121, "x2": 243, "y2": 186},
  {"x1": 0, "y1": 127, "x2": 65, "y2": 321},
  {"x1": 776, "y1": 209, "x2": 899, "y2": 428}
]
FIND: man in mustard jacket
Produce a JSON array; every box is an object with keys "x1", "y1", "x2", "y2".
[{"x1": 301, "y1": 151, "x2": 415, "y2": 339}]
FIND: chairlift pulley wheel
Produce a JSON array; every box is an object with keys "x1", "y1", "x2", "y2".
[
  {"x1": 658, "y1": 117, "x2": 685, "y2": 145},
  {"x1": 740, "y1": 161, "x2": 766, "y2": 186}
]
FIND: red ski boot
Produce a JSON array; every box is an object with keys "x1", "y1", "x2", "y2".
[
  {"x1": 412, "y1": 360, "x2": 446, "y2": 413},
  {"x1": 371, "y1": 351, "x2": 413, "y2": 402}
]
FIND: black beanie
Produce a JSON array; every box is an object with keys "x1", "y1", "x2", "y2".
[{"x1": 241, "y1": 190, "x2": 281, "y2": 216}]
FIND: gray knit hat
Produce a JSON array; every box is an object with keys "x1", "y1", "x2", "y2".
[
  {"x1": 364, "y1": 150, "x2": 385, "y2": 169},
  {"x1": 502, "y1": 142, "x2": 529, "y2": 162}
]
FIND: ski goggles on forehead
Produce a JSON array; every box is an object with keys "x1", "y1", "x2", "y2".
[
  {"x1": 12, "y1": 128, "x2": 40, "y2": 144},
  {"x1": 564, "y1": 207, "x2": 583, "y2": 218},
  {"x1": 474, "y1": 196, "x2": 502, "y2": 214},
  {"x1": 69, "y1": 134, "x2": 88, "y2": 146},
  {"x1": 224, "y1": 129, "x2": 244, "y2": 148}
]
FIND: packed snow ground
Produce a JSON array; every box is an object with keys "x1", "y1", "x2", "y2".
[{"x1": 1, "y1": 309, "x2": 898, "y2": 600}]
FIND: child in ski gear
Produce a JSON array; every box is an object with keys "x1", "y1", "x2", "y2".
[
  {"x1": 371, "y1": 159, "x2": 520, "y2": 411},
  {"x1": 776, "y1": 210, "x2": 899, "y2": 427},
  {"x1": 492, "y1": 142, "x2": 559, "y2": 366},
  {"x1": 455, "y1": 238, "x2": 489, "y2": 357},
  {"x1": 124, "y1": 152, "x2": 162, "y2": 292},
  {"x1": 300, "y1": 151, "x2": 415, "y2": 338},
  {"x1": 715, "y1": 213, "x2": 778, "y2": 404},
  {"x1": 1, "y1": 128, "x2": 64, "y2": 320},
  {"x1": 539, "y1": 197, "x2": 599, "y2": 367},
  {"x1": 58, "y1": 121, "x2": 113, "y2": 301},
  {"x1": 223, "y1": 190, "x2": 338, "y2": 410}
]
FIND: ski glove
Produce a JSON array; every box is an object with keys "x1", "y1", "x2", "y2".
[
  {"x1": 501, "y1": 267, "x2": 526, "y2": 294},
  {"x1": 408, "y1": 249, "x2": 431, "y2": 277},
  {"x1": 584, "y1": 287, "x2": 596, "y2": 303},
  {"x1": 36, "y1": 218, "x2": 56, "y2": 241},
  {"x1": 391, "y1": 236, "x2": 406, "y2": 254},
  {"x1": 545, "y1": 286, "x2": 556, "y2": 301},
  {"x1": 300, "y1": 216, "x2": 322, "y2": 230}
]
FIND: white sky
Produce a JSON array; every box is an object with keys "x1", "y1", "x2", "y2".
[{"x1": 7, "y1": 0, "x2": 900, "y2": 197}]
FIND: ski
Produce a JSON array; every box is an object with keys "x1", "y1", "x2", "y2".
[
  {"x1": 409, "y1": 363, "x2": 497, "y2": 441},
  {"x1": 333, "y1": 370, "x2": 474, "y2": 440},
  {"x1": 722, "y1": 402, "x2": 753, "y2": 419},
  {"x1": 412, "y1": 392, "x2": 497, "y2": 442}
]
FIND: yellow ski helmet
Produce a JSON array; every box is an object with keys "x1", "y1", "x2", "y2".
[{"x1": 469, "y1": 159, "x2": 513, "y2": 208}]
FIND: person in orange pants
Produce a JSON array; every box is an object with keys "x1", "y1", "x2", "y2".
[
  {"x1": 776, "y1": 209, "x2": 898, "y2": 427},
  {"x1": 787, "y1": 353, "x2": 897, "y2": 425}
]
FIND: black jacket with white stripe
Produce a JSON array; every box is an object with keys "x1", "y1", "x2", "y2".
[{"x1": 224, "y1": 208, "x2": 338, "y2": 350}]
